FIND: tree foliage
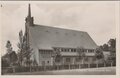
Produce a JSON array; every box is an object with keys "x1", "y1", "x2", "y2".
[
  {"x1": 17, "y1": 30, "x2": 24, "y2": 66},
  {"x1": 77, "y1": 47, "x2": 85, "y2": 64},
  {"x1": 17, "y1": 30, "x2": 33, "y2": 66},
  {"x1": 98, "y1": 38, "x2": 116, "y2": 64},
  {"x1": 99, "y1": 38, "x2": 116, "y2": 52},
  {"x1": 95, "y1": 48, "x2": 104, "y2": 60},
  {"x1": 103, "y1": 44, "x2": 109, "y2": 51},
  {"x1": 1, "y1": 58, "x2": 9, "y2": 67},
  {"x1": 108, "y1": 39, "x2": 116, "y2": 48},
  {"x1": 53, "y1": 48, "x2": 62, "y2": 64},
  {"x1": 6, "y1": 40, "x2": 12, "y2": 54},
  {"x1": 77, "y1": 47, "x2": 85, "y2": 58},
  {"x1": 108, "y1": 39, "x2": 116, "y2": 52},
  {"x1": 2, "y1": 41, "x2": 18, "y2": 67}
]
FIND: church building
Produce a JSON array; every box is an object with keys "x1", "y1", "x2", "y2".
[{"x1": 24, "y1": 4, "x2": 98, "y2": 66}]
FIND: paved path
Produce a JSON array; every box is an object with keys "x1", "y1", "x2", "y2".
[{"x1": 5, "y1": 67, "x2": 116, "y2": 75}]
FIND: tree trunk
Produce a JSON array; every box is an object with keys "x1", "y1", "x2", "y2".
[{"x1": 82, "y1": 58, "x2": 84, "y2": 64}]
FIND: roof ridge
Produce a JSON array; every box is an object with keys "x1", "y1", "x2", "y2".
[{"x1": 33, "y1": 24, "x2": 87, "y2": 33}]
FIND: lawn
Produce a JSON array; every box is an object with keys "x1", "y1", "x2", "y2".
[{"x1": 5, "y1": 67, "x2": 116, "y2": 75}]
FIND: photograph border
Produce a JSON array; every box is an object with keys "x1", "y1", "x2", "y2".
[{"x1": 0, "y1": 0, "x2": 119, "y2": 78}]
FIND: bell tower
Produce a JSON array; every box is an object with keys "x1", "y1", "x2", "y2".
[
  {"x1": 25, "y1": 4, "x2": 34, "y2": 26},
  {"x1": 25, "y1": 4, "x2": 34, "y2": 50}
]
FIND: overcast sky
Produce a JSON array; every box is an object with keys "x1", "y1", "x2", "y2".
[{"x1": 1, "y1": 1, "x2": 116, "y2": 55}]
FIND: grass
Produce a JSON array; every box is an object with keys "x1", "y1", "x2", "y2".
[{"x1": 4, "y1": 67, "x2": 116, "y2": 75}]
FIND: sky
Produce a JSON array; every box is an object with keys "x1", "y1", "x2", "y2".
[{"x1": 1, "y1": 1, "x2": 116, "y2": 55}]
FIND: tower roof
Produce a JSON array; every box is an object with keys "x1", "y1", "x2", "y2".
[
  {"x1": 28, "y1": 4, "x2": 31, "y2": 17},
  {"x1": 25, "y1": 4, "x2": 34, "y2": 26}
]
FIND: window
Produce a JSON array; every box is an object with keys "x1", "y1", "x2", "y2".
[
  {"x1": 42, "y1": 61, "x2": 45, "y2": 66},
  {"x1": 61, "y1": 48, "x2": 63, "y2": 52},
  {"x1": 64, "y1": 49, "x2": 67, "y2": 52},
  {"x1": 69, "y1": 48, "x2": 72, "y2": 52},
  {"x1": 71, "y1": 49, "x2": 73, "y2": 52},
  {"x1": 84, "y1": 57, "x2": 88, "y2": 62},
  {"x1": 84, "y1": 49, "x2": 87, "y2": 52},
  {"x1": 67, "y1": 49, "x2": 70, "y2": 52},
  {"x1": 62, "y1": 48, "x2": 67, "y2": 52},
  {"x1": 76, "y1": 57, "x2": 80, "y2": 62},
  {"x1": 66, "y1": 58, "x2": 71, "y2": 62},
  {"x1": 73, "y1": 49, "x2": 76, "y2": 52},
  {"x1": 55, "y1": 48, "x2": 60, "y2": 52},
  {"x1": 55, "y1": 55, "x2": 61, "y2": 62},
  {"x1": 47, "y1": 61, "x2": 49, "y2": 63},
  {"x1": 88, "y1": 49, "x2": 94, "y2": 52},
  {"x1": 59, "y1": 48, "x2": 61, "y2": 52}
]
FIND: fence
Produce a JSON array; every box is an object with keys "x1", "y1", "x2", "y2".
[{"x1": 2, "y1": 62, "x2": 116, "y2": 74}]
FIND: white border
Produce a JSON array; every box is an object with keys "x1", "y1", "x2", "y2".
[{"x1": 0, "y1": 1, "x2": 119, "y2": 78}]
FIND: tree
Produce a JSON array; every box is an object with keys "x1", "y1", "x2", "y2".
[
  {"x1": 97, "y1": 38, "x2": 116, "y2": 65},
  {"x1": 99, "y1": 45, "x2": 103, "y2": 50},
  {"x1": 6, "y1": 40, "x2": 12, "y2": 54},
  {"x1": 32, "y1": 58, "x2": 38, "y2": 66},
  {"x1": 1, "y1": 56, "x2": 9, "y2": 67},
  {"x1": 17, "y1": 30, "x2": 24, "y2": 66},
  {"x1": 2, "y1": 41, "x2": 18, "y2": 67},
  {"x1": 95, "y1": 48, "x2": 104, "y2": 63},
  {"x1": 24, "y1": 46, "x2": 33, "y2": 67},
  {"x1": 53, "y1": 48, "x2": 62, "y2": 65},
  {"x1": 9, "y1": 51, "x2": 18, "y2": 66},
  {"x1": 5, "y1": 41, "x2": 13, "y2": 65},
  {"x1": 107, "y1": 39, "x2": 116, "y2": 65},
  {"x1": 102, "y1": 44, "x2": 109, "y2": 51},
  {"x1": 108, "y1": 39, "x2": 116, "y2": 52},
  {"x1": 17, "y1": 30, "x2": 33, "y2": 67},
  {"x1": 108, "y1": 39, "x2": 116, "y2": 48},
  {"x1": 77, "y1": 47, "x2": 85, "y2": 64}
]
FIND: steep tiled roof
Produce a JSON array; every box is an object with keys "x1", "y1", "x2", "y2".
[{"x1": 29, "y1": 24, "x2": 97, "y2": 50}]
